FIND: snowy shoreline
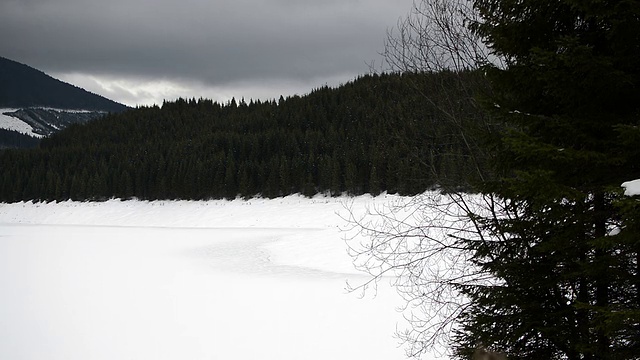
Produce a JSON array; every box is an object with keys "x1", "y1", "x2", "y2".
[{"x1": 0, "y1": 193, "x2": 406, "y2": 228}]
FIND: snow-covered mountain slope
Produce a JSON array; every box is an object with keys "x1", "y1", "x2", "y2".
[
  {"x1": 0, "y1": 108, "x2": 42, "y2": 137},
  {"x1": 0, "y1": 107, "x2": 107, "y2": 137},
  {"x1": 0, "y1": 57, "x2": 128, "y2": 147}
]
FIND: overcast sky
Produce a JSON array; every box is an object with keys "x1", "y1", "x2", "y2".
[{"x1": 1, "y1": 0, "x2": 413, "y2": 106}]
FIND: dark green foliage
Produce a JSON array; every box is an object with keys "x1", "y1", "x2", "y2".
[
  {"x1": 0, "y1": 56, "x2": 128, "y2": 112},
  {"x1": 454, "y1": 0, "x2": 640, "y2": 359},
  {"x1": 0, "y1": 129, "x2": 40, "y2": 149},
  {"x1": 0, "y1": 72, "x2": 487, "y2": 202}
]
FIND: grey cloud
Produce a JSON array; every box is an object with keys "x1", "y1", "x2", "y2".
[{"x1": 1, "y1": 0, "x2": 412, "y2": 102}]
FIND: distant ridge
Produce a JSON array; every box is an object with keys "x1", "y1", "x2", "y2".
[
  {"x1": 0, "y1": 56, "x2": 128, "y2": 112},
  {"x1": 0, "y1": 71, "x2": 490, "y2": 201}
]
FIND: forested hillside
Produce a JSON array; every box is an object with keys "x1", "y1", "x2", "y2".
[
  {"x1": 0, "y1": 56, "x2": 130, "y2": 148},
  {"x1": 0, "y1": 129, "x2": 40, "y2": 149},
  {"x1": 0, "y1": 56, "x2": 128, "y2": 112},
  {"x1": 0, "y1": 71, "x2": 488, "y2": 202}
]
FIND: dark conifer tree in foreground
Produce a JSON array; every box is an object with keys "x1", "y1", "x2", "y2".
[{"x1": 453, "y1": 0, "x2": 640, "y2": 359}]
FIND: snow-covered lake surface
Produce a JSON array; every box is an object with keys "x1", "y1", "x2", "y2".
[{"x1": 0, "y1": 195, "x2": 431, "y2": 360}]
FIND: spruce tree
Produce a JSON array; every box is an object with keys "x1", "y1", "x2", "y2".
[{"x1": 454, "y1": 0, "x2": 640, "y2": 359}]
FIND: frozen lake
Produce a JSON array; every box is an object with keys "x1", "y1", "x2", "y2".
[{"x1": 0, "y1": 196, "x2": 418, "y2": 360}]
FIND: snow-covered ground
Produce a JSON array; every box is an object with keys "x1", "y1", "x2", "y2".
[
  {"x1": 0, "y1": 108, "x2": 43, "y2": 137},
  {"x1": 623, "y1": 179, "x2": 640, "y2": 197},
  {"x1": 0, "y1": 195, "x2": 433, "y2": 360}
]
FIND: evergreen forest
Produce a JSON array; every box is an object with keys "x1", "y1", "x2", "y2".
[
  {"x1": 0, "y1": 128, "x2": 40, "y2": 149},
  {"x1": 0, "y1": 71, "x2": 487, "y2": 202}
]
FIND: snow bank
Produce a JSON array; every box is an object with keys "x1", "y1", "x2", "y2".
[
  {"x1": 0, "y1": 193, "x2": 408, "y2": 279},
  {"x1": 622, "y1": 179, "x2": 640, "y2": 196},
  {"x1": 0, "y1": 194, "x2": 403, "y2": 228}
]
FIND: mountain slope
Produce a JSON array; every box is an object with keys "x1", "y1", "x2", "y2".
[
  {"x1": 0, "y1": 71, "x2": 490, "y2": 202},
  {"x1": 0, "y1": 56, "x2": 129, "y2": 147},
  {"x1": 0, "y1": 56, "x2": 127, "y2": 111}
]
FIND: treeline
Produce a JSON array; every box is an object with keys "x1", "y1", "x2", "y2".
[{"x1": 0, "y1": 71, "x2": 487, "y2": 202}]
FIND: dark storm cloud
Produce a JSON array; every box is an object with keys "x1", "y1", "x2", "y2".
[{"x1": 0, "y1": 0, "x2": 412, "y2": 104}]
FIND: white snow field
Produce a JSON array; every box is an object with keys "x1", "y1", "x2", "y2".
[
  {"x1": 0, "y1": 108, "x2": 43, "y2": 137},
  {"x1": 0, "y1": 195, "x2": 434, "y2": 360}
]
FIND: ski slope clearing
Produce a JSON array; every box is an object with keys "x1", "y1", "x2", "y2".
[
  {"x1": 0, "y1": 108, "x2": 43, "y2": 137},
  {"x1": 0, "y1": 195, "x2": 438, "y2": 360}
]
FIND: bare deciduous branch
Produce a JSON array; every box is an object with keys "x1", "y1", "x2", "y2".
[{"x1": 344, "y1": 192, "x2": 512, "y2": 358}]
